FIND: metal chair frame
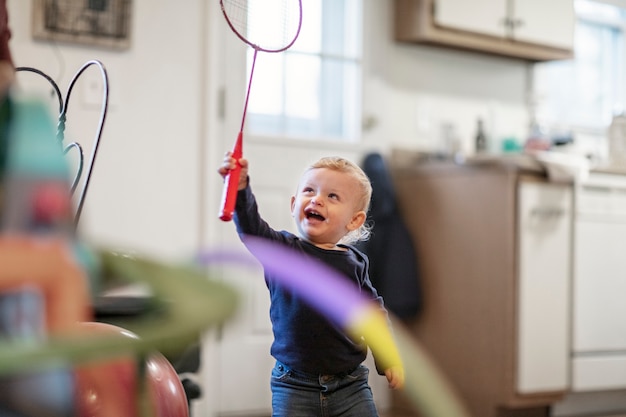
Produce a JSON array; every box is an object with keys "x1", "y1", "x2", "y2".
[{"x1": 15, "y1": 60, "x2": 109, "y2": 228}]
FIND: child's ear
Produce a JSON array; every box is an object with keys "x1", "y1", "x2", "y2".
[
  {"x1": 347, "y1": 211, "x2": 366, "y2": 232},
  {"x1": 290, "y1": 196, "x2": 296, "y2": 215}
]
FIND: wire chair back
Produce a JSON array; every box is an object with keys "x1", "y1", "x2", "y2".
[{"x1": 15, "y1": 60, "x2": 109, "y2": 228}]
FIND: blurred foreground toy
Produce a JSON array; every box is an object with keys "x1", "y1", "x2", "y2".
[{"x1": 0, "y1": 94, "x2": 88, "y2": 417}]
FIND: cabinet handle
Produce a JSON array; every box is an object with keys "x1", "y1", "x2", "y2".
[
  {"x1": 530, "y1": 207, "x2": 564, "y2": 219},
  {"x1": 510, "y1": 18, "x2": 524, "y2": 29},
  {"x1": 500, "y1": 17, "x2": 524, "y2": 28}
]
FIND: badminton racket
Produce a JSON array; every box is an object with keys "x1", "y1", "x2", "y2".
[{"x1": 219, "y1": 0, "x2": 303, "y2": 221}]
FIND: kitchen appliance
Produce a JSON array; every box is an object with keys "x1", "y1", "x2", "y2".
[{"x1": 572, "y1": 172, "x2": 626, "y2": 391}]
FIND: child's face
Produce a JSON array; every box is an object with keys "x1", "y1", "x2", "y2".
[{"x1": 290, "y1": 167, "x2": 366, "y2": 249}]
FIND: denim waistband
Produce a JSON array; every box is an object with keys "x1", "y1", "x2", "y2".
[{"x1": 276, "y1": 361, "x2": 359, "y2": 380}]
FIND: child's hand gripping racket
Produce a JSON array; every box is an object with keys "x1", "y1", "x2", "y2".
[{"x1": 218, "y1": 0, "x2": 303, "y2": 221}]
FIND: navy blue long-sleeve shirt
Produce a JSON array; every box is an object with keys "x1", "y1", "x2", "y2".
[{"x1": 234, "y1": 184, "x2": 389, "y2": 375}]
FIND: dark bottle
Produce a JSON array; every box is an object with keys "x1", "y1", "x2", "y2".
[{"x1": 475, "y1": 118, "x2": 487, "y2": 153}]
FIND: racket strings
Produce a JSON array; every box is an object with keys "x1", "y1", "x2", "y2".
[{"x1": 221, "y1": 0, "x2": 301, "y2": 52}]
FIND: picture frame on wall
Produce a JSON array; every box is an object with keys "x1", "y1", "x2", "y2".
[{"x1": 32, "y1": 0, "x2": 132, "y2": 50}]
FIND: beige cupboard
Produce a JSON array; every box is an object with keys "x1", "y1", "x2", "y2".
[{"x1": 389, "y1": 160, "x2": 572, "y2": 417}]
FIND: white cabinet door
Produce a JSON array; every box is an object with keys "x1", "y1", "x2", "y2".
[
  {"x1": 516, "y1": 181, "x2": 572, "y2": 394},
  {"x1": 513, "y1": 0, "x2": 575, "y2": 50},
  {"x1": 434, "y1": 0, "x2": 507, "y2": 38},
  {"x1": 434, "y1": 0, "x2": 574, "y2": 50}
]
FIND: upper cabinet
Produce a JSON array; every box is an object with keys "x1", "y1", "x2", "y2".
[
  {"x1": 512, "y1": 0, "x2": 575, "y2": 50},
  {"x1": 395, "y1": 0, "x2": 575, "y2": 61},
  {"x1": 434, "y1": 0, "x2": 509, "y2": 39}
]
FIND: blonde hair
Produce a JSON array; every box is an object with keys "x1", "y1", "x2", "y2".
[{"x1": 306, "y1": 156, "x2": 372, "y2": 245}]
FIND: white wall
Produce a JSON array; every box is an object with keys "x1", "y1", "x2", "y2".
[
  {"x1": 360, "y1": 0, "x2": 531, "y2": 156},
  {"x1": 8, "y1": 0, "x2": 209, "y2": 260}
]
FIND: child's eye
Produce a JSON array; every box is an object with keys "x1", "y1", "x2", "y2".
[
  {"x1": 329, "y1": 193, "x2": 339, "y2": 200},
  {"x1": 303, "y1": 187, "x2": 314, "y2": 194}
]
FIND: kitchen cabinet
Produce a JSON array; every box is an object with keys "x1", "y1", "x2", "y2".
[
  {"x1": 513, "y1": 0, "x2": 574, "y2": 50},
  {"x1": 394, "y1": 0, "x2": 574, "y2": 61},
  {"x1": 434, "y1": 0, "x2": 507, "y2": 39},
  {"x1": 572, "y1": 172, "x2": 626, "y2": 391},
  {"x1": 388, "y1": 159, "x2": 572, "y2": 417}
]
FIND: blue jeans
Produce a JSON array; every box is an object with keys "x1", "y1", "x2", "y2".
[{"x1": 270, "y1": 361, "x2": 379, "y2": 417}]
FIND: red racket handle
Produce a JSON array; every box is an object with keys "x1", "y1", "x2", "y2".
[{"x1": 219, "y1": 132, "x2": 243, "y2": 222}]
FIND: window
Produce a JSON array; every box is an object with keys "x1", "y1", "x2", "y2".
[
  {"x1": 246, "y1": 0, "x2": 362, "y2": 141},
  {"x1": 533, "y1": 0, "x2": 626, "y2": 132}
]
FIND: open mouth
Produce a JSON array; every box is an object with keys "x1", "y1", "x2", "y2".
[{"x1": 305, "y1": 210, "x2": 326, "y2": 222}]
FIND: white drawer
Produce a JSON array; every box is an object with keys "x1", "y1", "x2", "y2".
[
  {"x1": 577, "y1": 186, "x2": 626, "y2": 217},
  {"x1": 572, "y1": 355, "x2": 626, "y2": 391}
]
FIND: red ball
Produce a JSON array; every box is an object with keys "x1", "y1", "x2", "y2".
[
  {"x1": 146, "y1": 351, "x2": 190, "y2": 417},
  {"x1": 74, "y1": 322, "x2": 189, "y2": 417}
]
